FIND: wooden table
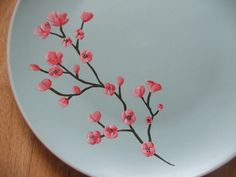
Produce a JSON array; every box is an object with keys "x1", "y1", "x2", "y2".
[{"x1": 0, "y1": 1, "x2": 235, "y2": 177}]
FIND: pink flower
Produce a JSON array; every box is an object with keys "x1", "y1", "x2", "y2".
[
  {"x1": 157, "y1": 104, "x2": 164, "y2": 111},
  {"x1": 34, "y1": 22, "x2": 51, "y2": 39},
  {"x1": 104, "y1": 125, "x2": 118, "y2": 139},
  {"x1": 89, "y1": 111, "x2": 101, "y2": 122},
  {"x1": 72, "y1": 86, "x2": 81, "y2": 94},
  {"x1": 80, "y1": 11, "x2": 94, "y2": 22},
  {"x1": 141, "y1": 142, "x2": 156, "y2": 157},
  {"x1": 37, "y1": 79, "x2": 52, "y2": 91},
  {"x1": 116, "y1": 76, "x2": 124, "y2": 86},
  {"x1": 48, "y1": 66, "x2": 63, "y2": 78},
  {"x1": 145, "y1": 116, "x2": 153, "y2": 124},
  {"x1": 29, "y1": 64, "x2": 40, "y2": 71},
  {"x1": 59, "y1": 97, "x2": 69, "y2": 107},
  {"x1": 146, "y1": 80, "x2": 162, "y2": 93},
  {"x1": 133, "y1": 85, "x2": 145, "y2": 98},
  {"x1": 73, "y1": 64, "x2": 80, "y2": 75},
  {"x1": 75, "y1": 29, "x2": 85, "y2": 40},
  {"x1": 62, "y1": 37, "x2": 72, "y2": 47},
  {"x1": 87, "y1": 131, "x2": 101, "y2": 145},
  {"x1": 121, "y1": 109, "x2": 136, "y2": 125},
  {"x1": 45, "y1": 51, "x2": 63, "y2": 65},
  {"x1": 47, "y1": 12, "x2": 69, "y2": 26},
  {"x1": 104, "y1": 83, "x2": 116, "y2": 96},
  {"x1": 80, "y1": 50, "x2": 93, "y2": 63}
]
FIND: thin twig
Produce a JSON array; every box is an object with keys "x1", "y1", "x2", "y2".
[
  {"x1": 50, "y1": 32, "x2": 63, "y2": 38},
  {"x1": 87, "y1": 63, "x2": 104, "y2": 86},
  {"x1": 147, "y1": 92, "x2": 151, "y2": 106},
  {"x1": 50, "y1": 85, "x2": 100, "y2": 97},
  {"x1": 154, "y1": 154, "x2": 175, "y2": 166},
  {"x1": 58, "y1": 64, "x2": 101, "y2": 87},
  {"x1": 97, "y1": 121, "x2": 105, "y2": 128}
]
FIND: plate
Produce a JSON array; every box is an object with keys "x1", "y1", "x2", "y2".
[{"x1": 8, "y1": 0, "x2": 236, "y2": 176}]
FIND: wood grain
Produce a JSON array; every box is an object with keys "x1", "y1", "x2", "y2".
[{"x1": 0, "y1": 0, "x2": 235, "y2": 177}]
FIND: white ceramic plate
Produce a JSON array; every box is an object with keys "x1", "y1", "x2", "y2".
[{"x1": 8, "y1": 0, "x2": 236, "y2": 176}]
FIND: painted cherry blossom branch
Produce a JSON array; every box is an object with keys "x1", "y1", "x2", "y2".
[
  {"x1": 58, "y1": 63, "x2": 101, "y2": 86},
  {"x1": 39, "y1": 68, "x2": 69, "y2": 74},
  {"x1": 95, "y1": 117, "x2": 132, "y2": 133},
  {"x1": 50, "y1": 85, "x2": 100, "y2": 98},
  {"x1": 31, "y1": 11, "x2": 174, "y2": 166},
  {"x1": 35, "y1": 63, "x2": 101, "y2": 88},
  {"x1": 141, "y1": 94, "x2": 160, "y2": 142},
  {"x1": 50, "y1": 25, "x2": 105, "y2": 87}
]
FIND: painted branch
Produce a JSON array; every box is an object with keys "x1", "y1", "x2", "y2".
[
  {"x1": 87, "y1": 63, "x2": 104, "y2": 86},
  {"x1": 50, "y1": 85, "x2": 100, "y2": 97}
]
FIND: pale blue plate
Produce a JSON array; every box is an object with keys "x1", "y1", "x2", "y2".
[{"x1": 8, "y1": 0, "x2": 236, "y2": 176}]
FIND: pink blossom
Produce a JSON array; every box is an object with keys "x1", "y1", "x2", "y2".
[
  {"x1": 141, "y1": 142, "x2": 156, "y2": 157},
  {"x1": 116, "y1": 76, "x2": 124, "y2": 86},
  {"x1": 45, "y1": 51, "x2": 63, "y2": 65},
  {"x1": 146, "y1": 80, "x2": 162, "y2": 93},
  {"x1": 75, "y1": 29, "x2": 85, "y2": 40},
  {"x1": 59, "y1": 97, "x2": 69, "y2": 107},
  {"x1": 37, "y1": 79, "x2": 52, "y2": 91},
  {"x1": 121, "y1": 109, "x2": 136, "y2": 125},
  {"x1": 80, "y1": 11, "x2": 94, "y2": 22},
  {"x1": 89, "y1": 111, "x2": 101, "y2": 122},
  {"x1": 34, "y1": 22, "x2": 51, "y2": 39},
  {"x1": 73, "y1": 64, "x2": 80, "y2": 75},
  {"x1": 47, "y1": 12, "x2": 69, "y2": 26},
  {"x1": 72, "y1": 86, "x2": 81, "y2": 94},
  {"x1": 29, "y1": 64, "x2": 40, "y2": 71},
  {"x1": 87, "y1": 131, "x2": 101, "y2": 145},
  {"x1": 48, "y1": 66, "x2": 63, "y2": 78},
  {"x1": 62, "y1": 37, "x2": 72, "y2": 47},
  {"x1": 157, "y1": 104, "x2": 164, "y2": 111},
  {"x1": 80, "y1": 50, "x2": 93, "y2": 63},
  {"x1": 133, "y1": 85, "x2": 145, "y2": 98},
  {"x1": 145, "y1": 116, "x2": 153, "y2": 124},
  {"x1": 104, "y1": 125, "x2": 118, "y2": 139},
  {"x1": 104, "y1": 83, "x2": 116, "y2": 96}
]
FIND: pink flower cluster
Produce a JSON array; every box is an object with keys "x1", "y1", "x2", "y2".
[
  {"x1": 31, "y1": 51, "x2": 65, "y2": 95},
  {"x1": 31, "y1": 11, "x2": 96, "y2": 107},
  {"x1": 34, "y1": 11, "x2": 93, "y2": 47},
  {"x1": 87, "y1": 111, "x2": 119, "y2": 144},
  {"x1": 87, "y1": 109, "x2": 138, "y2": 142},
  {"x1": 87, "y1": 110, "x2": 158, "y2": 157},
  {"x1": 133, "y1": 80, "x2": 162, "y2": 98},
  {"x1": 31, "y1": 51, "x2": 84, "y2": 108},
  {"x1": 133, "y1": 80, "x2": 164, "y2": 115}
]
